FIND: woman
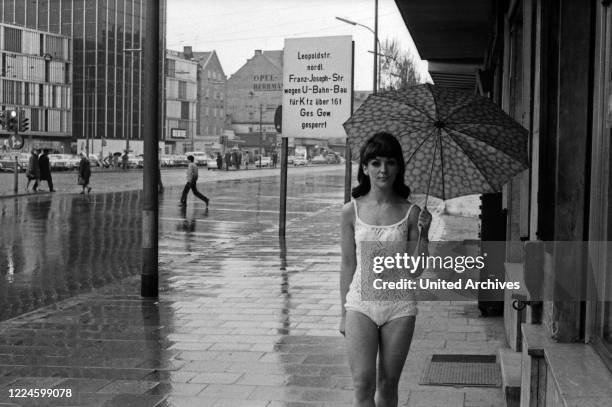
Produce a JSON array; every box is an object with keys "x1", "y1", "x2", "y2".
[
  {"x1": 340, "y1": 132, "x2": 432, "y2": 407},
  {"x1": 78, "y1": 153, "x2": 92, "y2": 194}
]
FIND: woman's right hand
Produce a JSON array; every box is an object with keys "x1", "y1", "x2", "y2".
[{"x1": 339, "y1": 314, "x2": 346, "y2": 336}]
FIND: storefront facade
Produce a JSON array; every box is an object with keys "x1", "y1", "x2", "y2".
[{"x1": 396, "y1": 0, "x2": 612, "y2": 405}]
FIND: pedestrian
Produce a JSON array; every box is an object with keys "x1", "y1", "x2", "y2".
[
  {"x1": 38, "y1": 149, "x2": 55, "y2": 192},
  {"x1": 236, "y1": 151, "x2": 242, "y2": 170},
  {"x1": 339, "y1": 132, "x2": 432, "y2": 406},
  {"x1": 216, "y1": 152, "x2": 223, "y2": 170},
  {"x1": 25, "y1": 149, "x2": 40, "y2": 192},
  {"x1": 243, "y1": 151, "x2": 249, "y2": 169},
  {"x1": 272, "y1": 151, "x2": 278, "y2": 168},
  {"x1": 231, "y1": 150, "x2": 239, "y2": 170},
  {"x1": 122, "y1": 151, "x2": 129, "y2": 170},
  {"x1": 78, "y1": 152, "x2": 92, "y2": 194},
  {"x1": 180, "y1": 155, "x2": 209, "y2": 208},
  {"x1": 112, "y1": 154, "x2": 119, "y2": 168},
  {"x1": 224, "y1": 151, "x2": 231, "y2": 171},
  {"x1": 158, "y1": 150, "x2": 164, "y2": 194}
]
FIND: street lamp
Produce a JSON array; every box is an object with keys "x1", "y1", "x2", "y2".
[
  {"x1": 122, "y1": 48, "x2": 142, "y2": 154},
  {"x1": 335, "y1": 0, "x2": 379, "y2": 94}
]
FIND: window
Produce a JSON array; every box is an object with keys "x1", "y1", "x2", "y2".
[
  {"x1": 165, "y1": 58, "x2": 175, "y2": 77},
  {"x1": 180, "y1": 102, "x2": 189, "y2": 120},
  {"x1": 4, "y1": 27, "x2": 23, "y2": 53},
  {"x1": 178, "y1": 81, "x2": 187, "y2": 99}
]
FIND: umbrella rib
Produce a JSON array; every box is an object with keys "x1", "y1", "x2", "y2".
[
  {"x1": 447, "y1": 126, "x2": 529, "y2": 166},
  {"x1": 439, "y1": 129, "x2": 446, "y2": 201},
  {"x1": 444, "y1": 127, "x2": 496, "y2": 191}
]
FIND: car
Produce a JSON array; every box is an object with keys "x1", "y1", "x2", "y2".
[
  {"x1": 0, "y1": 153, "x2": 28, "y2": 172},
  {"x1": 311, "y1": 155, "x2": 327, "y2": 164},
  {"x1": 293, "y1": 156, "x2": 307, "y2": 166},
  {"x1": 255, "y1": 156, "x2": 272, "y2": 167},
  {"x1": 48, "y1": 154, "x2": 70, "y2": 170},
  {"x1": 127, "y1": 154, "x2": 143, "y2": 168},
  {"x1": 206, "y1": 155, "x2": 220, "y2": 170},
  {"x1": 88, "y1": 154, "x2": 103, "y2": 167},
  {"x1": 287, "y1": 155, "x2": 295, "y2": 165},
  {"x1": 185, "y1": 151, "x2": 208, "y2": 166},
  {"x1": 159, "y1": 154, "x2": 175, "y2": 167},
  {"x1": 325, "y1": 153, "x2": 341, "y2": 164},
  {"x1": 169, "y1": 154, "x2": 189, "y2": 167}
]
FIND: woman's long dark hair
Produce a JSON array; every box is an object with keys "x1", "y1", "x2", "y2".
[{"x1": 351, "y1": 132, "x2": 411, "y2": 199}]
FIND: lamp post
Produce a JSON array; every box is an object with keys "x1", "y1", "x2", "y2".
[
  {"x1": 123, "y1": 48, "x2": 142, "y2": 154},
  {"x1": 336, "y1": 0, "x2": 379, "y2": 94}
]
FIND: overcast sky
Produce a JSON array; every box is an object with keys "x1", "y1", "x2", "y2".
[{"x1": 166, "y1": 0, "x2": 428, "y2": 90}]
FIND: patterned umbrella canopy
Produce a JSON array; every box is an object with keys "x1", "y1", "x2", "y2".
[{"x1": 343, "y1": 84, "x2": 529, "y2": 201}]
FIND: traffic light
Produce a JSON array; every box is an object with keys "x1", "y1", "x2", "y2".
[
  {"x1": 7, "y1": 110, "x2": 18, "y2": 132},
  {"x1": 0, "y1": 111, "x2": 7, "y2": 129},
  {"x1": 19, "y1": 111, "x2": 29, "y2": 132}
]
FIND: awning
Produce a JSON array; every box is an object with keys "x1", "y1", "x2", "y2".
[{"x1": 394, "y1": 0, "x2": 494, "y2": 91}]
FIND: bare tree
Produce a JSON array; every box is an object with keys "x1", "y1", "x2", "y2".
[{"x1": 379, "y1": 38, "x2": 421, "y2": 90}]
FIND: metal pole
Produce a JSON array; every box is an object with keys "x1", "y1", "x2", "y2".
[
  {"x1": 344, "y1": 140, "x2": 352, "y2": 203},
  {"x1": 259, "y1": 104, "x2": 263, "y2": 168},
  {"x1": 141, "y1": 0, "x2": 160, "y2": 298},
  {"x1": 279, "y1": 137, "x2": 288, "y2": 236},
  {"x1": 13, "y1": 154, "x2": 18, "y2": 194},
  {"x1": 85, "y1": 91, "x2": 90, "y2": 157},
  {"x1": 373, "y1": 0, "x2": 378, "y2": 95}
]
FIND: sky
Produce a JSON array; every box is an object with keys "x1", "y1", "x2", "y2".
[{"x1": 166, "y1": 0, "x2": 428, "y2": 91}]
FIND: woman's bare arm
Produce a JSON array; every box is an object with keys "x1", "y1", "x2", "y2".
[{"x1": 340, "y1": 202, "x2": 357, "y2": 319}]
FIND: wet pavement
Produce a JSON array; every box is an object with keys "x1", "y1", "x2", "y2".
[{"x1": 0, "y1": 168, "x2": 506, "y2": 406}]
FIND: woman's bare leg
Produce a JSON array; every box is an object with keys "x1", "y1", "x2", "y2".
[
  {"x1": 375, "y1": 316, "x2": 416, "y2": 407},
  {"x1": 345, "y1": 310, "x2": 379, "y2": 407}
]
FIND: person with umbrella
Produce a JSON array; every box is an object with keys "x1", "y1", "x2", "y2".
[
  {"x1": 341, "y1": 85, "x2": 529, "y2": 406},
  {"x1": 25, "y1": 148, "x2": 40, "y2": 192},
  {"x1": 340, "y1": 132, "x2": 432, "y2": 407},
  {"x1": 78, "y1": 152, "x2": 92, "y2": 194},
  {"x1": 38, "y1": 149, "x2": 54, "y2": 192}
]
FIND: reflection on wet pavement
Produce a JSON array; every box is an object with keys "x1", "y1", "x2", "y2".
[
  {"x1": 0, "y1": 169, "x2": 506, "y2": 406},
  {"x1": 0, "y1": 172, "x2": 343, "y2": 322}
]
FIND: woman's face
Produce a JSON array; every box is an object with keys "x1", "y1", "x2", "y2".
[{"x1": 363, "y1": 156, "x2": 399, "y2": 188}]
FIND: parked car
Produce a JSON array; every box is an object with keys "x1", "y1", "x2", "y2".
[
  {"x1": 0, "y1": 153, "x2": 28, "y2": 172},
  {"x1": 206, "y1": 155, "x2": 219, "y2": 170},
  {"x1": 88, "y1": 154, "x2": 103, "y2": 167},
  {"x1": 159, "y1": 154, "x2": 175, "y2": 167},
  {"x1": 170, "y1": 154, "x2": 189, "y2": 167},
  {"x1": 293, "y1": 156, "x2": 307, "y2": 166},
  {"x1": 311, "y1": 155, "x2": 327, "y2": 164},
  {"x1": 325, "y1": 153, "x2": 341, "y2": 164},
  {"x1": 185, "y1": 151, "x2": 208, "y2": 166},
  {"x1": 255, "y1": 156, "x2": 272, "y2": 167},
  {"x1": 128, "y1": 154, "x2": 144, "y2": 168}
]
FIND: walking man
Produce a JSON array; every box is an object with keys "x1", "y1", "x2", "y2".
[
  {"x1": 180, "y1": 155, "x2": 209, "y2": 208},
  {"x1": 38, "y1": 149, "x2": 55, "y2": 192},
  {"x1": 25, "y1": 149, "x2": 40, "y2": 192}
]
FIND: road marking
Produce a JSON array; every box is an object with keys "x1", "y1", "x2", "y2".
[
  {"x1": 159, "y1": 205, "x2": 311, "y2": 215},
  {"x1": 160, "y1": 217, "x2": 249, "y2": 224}
]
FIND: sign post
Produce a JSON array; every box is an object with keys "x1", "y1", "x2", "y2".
[{"x1": 282, "y1": 36, "x2": 353, "y2": 141}]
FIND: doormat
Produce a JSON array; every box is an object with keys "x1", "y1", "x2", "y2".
[{"x1": 420, "y1": 354, "x2": 501, "y2": 387}]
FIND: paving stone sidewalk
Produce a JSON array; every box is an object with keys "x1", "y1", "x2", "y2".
[{"x1": 0, "y1": 185, "x2": 506, "y2": 406}]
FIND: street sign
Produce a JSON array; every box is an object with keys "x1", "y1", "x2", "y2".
[{"x1": 8, "y1": 134, "x2": 24, "y2": 150}]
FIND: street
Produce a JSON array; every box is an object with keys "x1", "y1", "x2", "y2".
[{"x1": 0, "y1": 165, "x2": 345, "y2": 322}]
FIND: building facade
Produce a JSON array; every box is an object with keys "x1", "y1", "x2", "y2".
[
  {"x1": 0, "y1": 21, "x2": 72, "y2": 152},
  {"x1": 0, "y1": 0, "x2": 164, "y2": 156},
  {"x1": 397, "y1": 0, "x2": 612, "y2": 405},
  {"x1": 188, "y1": 48, "x2": 226, "y2": 150},
  {"x1": 164, "y1": 49, "x2": 197, "y2": 154},
  {"x1": 227, "y1": 49, "x2": 282, "y2": 157}
]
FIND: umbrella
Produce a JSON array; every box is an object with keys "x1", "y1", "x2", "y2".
[{"x1": 343, "y1": 84, "x2": 529, "y2": 204}]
